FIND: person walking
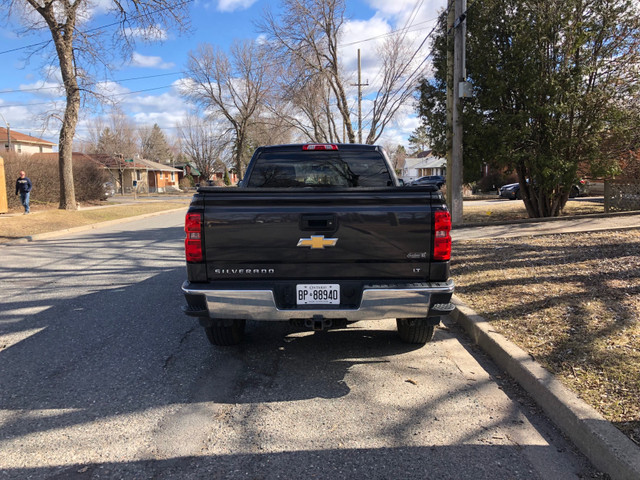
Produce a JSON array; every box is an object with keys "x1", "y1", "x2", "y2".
[{"x1": 15, "y1": 170, "x2": 32, "y2": 214}]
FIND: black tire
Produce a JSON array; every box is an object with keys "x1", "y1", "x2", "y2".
[
  {"x1": 204, "y1": 320, "x2": 246, "y2": 346},
  {"x1": 569, "y1": 186, "x2": 579, "y2": 198},
  {"x1": 396, "y1": 318, "x2": 435, "y2": 344}
]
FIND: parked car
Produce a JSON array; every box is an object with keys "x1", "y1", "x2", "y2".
[
  {"x1": 498, "y1": 180, "x2": 587, "y2": 200},
  {"x1": 409, "y1": 175, "x2": 446, "y2": 188},
  {"x1": 498, "y1": 182, "x2": 521, "y2": 200},
  {"x1": 102, "y1": 182, "x2": 116, "y2": 200}
]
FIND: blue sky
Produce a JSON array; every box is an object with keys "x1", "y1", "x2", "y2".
[{"x1": 0, "y1": 0, "x2": 446, "y2": 149}]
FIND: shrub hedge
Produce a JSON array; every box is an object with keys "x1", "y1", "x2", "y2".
[{"x1": 2, "y1": 152, "x2": 110, "y2": 210}]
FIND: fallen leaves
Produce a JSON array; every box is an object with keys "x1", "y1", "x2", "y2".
[{"x1": 452, "y1": 229, "x2": 640, "y2": 445}]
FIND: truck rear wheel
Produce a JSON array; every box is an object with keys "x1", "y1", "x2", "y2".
[
  {"x1": 204, "y1": 319, "x2": 246, "y2": 346},
  {"x1": 396, "y1": 318, "x2": 435, "y2": 344}
]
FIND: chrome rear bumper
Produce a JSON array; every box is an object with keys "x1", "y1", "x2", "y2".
[{"x1": 182, "y1": 280, "x2": 454, "y2": 321}]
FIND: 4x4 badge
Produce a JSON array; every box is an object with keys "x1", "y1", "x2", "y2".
[{"x1": 297, "y1": 235, "x2": 338, "y2": 249}]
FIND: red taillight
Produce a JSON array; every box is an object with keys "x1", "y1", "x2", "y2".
[
  {"x1": 185, "y1": 212, "x2": 203, "y2": 263},
  {"x1": 433, "y1": 210, "x2": 452, "y2": 261},
  {"x1": 302, "y1": 144, "x2": 339, "y2": 151}
]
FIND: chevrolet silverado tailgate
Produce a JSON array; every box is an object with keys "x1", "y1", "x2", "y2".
[{"x1": 198, "y1": 187, "x2": 438, "y2": 281}]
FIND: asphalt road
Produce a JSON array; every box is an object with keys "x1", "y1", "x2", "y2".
[{"x1": 0, "y1": 211, "x2": 601, "y2": 479}]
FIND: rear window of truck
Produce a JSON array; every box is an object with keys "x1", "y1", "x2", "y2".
[{"x1": 245, "y1": 150, "x2": 393, "y2": 188}]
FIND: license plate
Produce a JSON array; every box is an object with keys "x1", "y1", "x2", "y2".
[{"x1": 296, "y1": 284, "x2": 340, "y2": 305}]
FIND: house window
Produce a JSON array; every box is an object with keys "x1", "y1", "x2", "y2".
[
  {"x1": 137, "y1": 171, "x2": 142, "y2": 181},
  {"x1": 39, "y1": 146, "x2": 43, "y2": 153},
  {"x1": 17, "y1": 145, "x2": 22, "y2": 153},
  {"x1": 171, "y1": 172, "x2": 175, "y2": 182}
]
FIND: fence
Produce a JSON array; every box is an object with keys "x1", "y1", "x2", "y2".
[{"x1": 604, "y1": 179, "x2": 640, "y2": 213}]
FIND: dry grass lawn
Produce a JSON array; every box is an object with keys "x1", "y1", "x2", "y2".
[
  {"x1": 463, "y1": 197, "x2": 605, "y2": 223},
  {"x1": 0, "y1": 200, "x2": 189, "y2": 242},
  {"x1": 452, "y1": 230, "x2": 640, "y2": 445}
]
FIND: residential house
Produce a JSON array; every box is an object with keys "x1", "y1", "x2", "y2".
[
  {"x1": 32, "y1": 152, "x2": 181, "y2": 193},
  {"x1": 401, "y1": 151, "x2": 447, "y2": 183},
  {"x1": 88, "y1": 154, "x2": 181, "y2": 193},
  {"x1": 174, "y1": 162, "x2": 204, "y2": 186},
  {"x1": 1, "y1": 127, "x2": 56, "y2": 154},
  {"x1": 134, "y1": 157, "x2": 182, "y2": 193},
  {"x1": 174, "y1": 162, "x2": 239, "y2": 186}
]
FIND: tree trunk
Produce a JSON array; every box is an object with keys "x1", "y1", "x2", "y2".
[{"x1": 58, "y1": 102, "x2": 78, "y2": 209}]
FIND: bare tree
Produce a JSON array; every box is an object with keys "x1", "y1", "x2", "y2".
[
  {"x1": 183, "y1": 40, "x2": 273, "y2": 178},
  {"x1": 260, "y1": 0, "x2": 427, "y2": 145},
  {"x1": 260, "y1": 0, "x2": 355, "y2": 142},
  {"x1": 177, "y1": 114, "x2": 230, "y2": 182},
  {"x1": 92, "y1": 109, "x2": 139, "y2": 159},
  {"x1": 384, "y1": 144, "x2": 407, "y2": 174},
  {"x1": 268, "y1": 57, "x2": 343, "y2": 143},
  {"x1": 364, "y1": 33, "x2": 428, "y2": 144},
  {"x1": 3, "y1": 0, "x2": 190, "y2": 209}
]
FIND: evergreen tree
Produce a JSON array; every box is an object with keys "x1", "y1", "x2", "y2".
[
  {"x1": 417, "y1": 0, "x2": 640, "y2": 217},
  {"x1": 407, "y1": 124, "x2": 432, "y2": 155},
  {"x1": 140, "y1": 124, "x2": 172, "y2": 164}
]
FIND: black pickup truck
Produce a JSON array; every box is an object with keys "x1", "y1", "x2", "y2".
[{"x1": 182, "y1": 143, "x2": 454, "y2": 345}]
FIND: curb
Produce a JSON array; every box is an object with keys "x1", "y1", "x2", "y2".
[
  {"x1": 450, "y1": 295, "x2": 640, "y2": 480},
  {"x1": 2, "y1": 207, "x2": 187, "y2": 245}
]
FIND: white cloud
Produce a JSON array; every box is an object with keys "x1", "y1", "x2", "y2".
[
  {"x1": 124, "y1": 91, "x2": 183, "y2": 111},
  {"x1": 18, "y1": 81, "x2": 64, "y2": 99},
  {"x1": 217, "y1": 0, "x2": 259, "y2": 13},
  {"x1": 95, "y1": 80, "x2": 131, "y2": 97},
  {"x1": 366, "y1": 0, "x2": 446, "y2": 25},
  {"x1": 131, "y1": 52, "x2": 175, "y2": 69},
  {"x1": 381, "y1": 105, "x2": 422, "y2": 148},
  {"x1": 0, "y1": 100, "x2": 61, "y2": 143},
  {"x1": 340, "y1": 17, "x2": 392, "y2": 88},
  {"x1": 0, "y1": 27, "x2": 19, "y2": 40}
]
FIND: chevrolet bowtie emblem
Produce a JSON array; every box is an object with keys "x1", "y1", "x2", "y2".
[{"x1": 297, "y1": 235, "x2": 338, "y2": 249}]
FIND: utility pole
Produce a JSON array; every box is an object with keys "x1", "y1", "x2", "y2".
[
  {"x1": 446, "y1": 0, "x2": 466, "y2": 226},
  {"x1": 446, "y1": 1, "x2": 454, "y2": 211},
  {"x1": 451, "y1": 0, "x2": 466, "y2": 225},
  {"x1": 0, "y1": 113, "x2": 11, "y2": 152},
  {"x1": 352, "y1": 49, "x2": 369, "y2": 144}
]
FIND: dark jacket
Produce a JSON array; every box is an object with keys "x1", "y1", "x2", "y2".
[{"x1": 16, "y1": 177, "x2": 32, "y2": 195}]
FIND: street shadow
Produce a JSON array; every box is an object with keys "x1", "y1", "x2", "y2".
[
  {"x1": 0, "y1": 225, "x2": 428, "y2": 445},
  {"x1": 0, "y1": 444, "x2": 593, "y2": 480}
]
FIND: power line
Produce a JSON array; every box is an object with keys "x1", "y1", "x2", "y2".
[
  {"x1": 339, "y1": 16, "x2": 442, "y2": 49},
  {"x1": 360, "y1": 4, "x2": 451, "y2": 122},
  {"x1": 0, "y1": 0, "x2": 195, "y2": 56},
  {"x1": 0, "y1": 71, "x2": 185, "y2": 95},
  {"x1": 0, "y1": 84, "x2": 177, "y2": 109}
]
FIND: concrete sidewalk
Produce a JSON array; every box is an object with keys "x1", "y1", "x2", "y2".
[{"x1": 449, "y1": 211, "x2": 640, "y2": 480}]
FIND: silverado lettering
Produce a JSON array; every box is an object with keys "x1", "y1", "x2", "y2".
[
  {"x1": 214, "y1": 268, "x2": 276, "y2": 275},
  {"x1": 182, "y1": 143, "x2": 454, "y2": 346}
]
